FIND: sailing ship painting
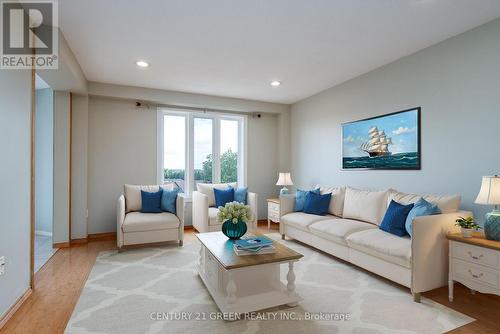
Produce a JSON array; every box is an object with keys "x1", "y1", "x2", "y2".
[{"x1": 342, "y1": 108, "x2": 420, "y2": 169}]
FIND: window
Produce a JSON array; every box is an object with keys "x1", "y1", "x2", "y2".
[{"x1": 158, "y1": 110, "x2": 246, "y2": 195}]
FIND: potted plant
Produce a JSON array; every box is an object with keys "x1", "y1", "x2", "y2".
[
  {"x1": 455, "y1": 216, "x2": 480, "y2": 238},
  {"x1": 217, "y1": 202, "x2": 253, "y2": 240}
]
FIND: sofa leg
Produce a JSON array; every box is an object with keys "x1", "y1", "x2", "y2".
[
  {"x1": 179, "y1": 240, "x2": 183, "y2": 247},
  {"x1": 281, "y1": 234, "x2": 286, "y2": 240},
  {"x1": 413, "y1": 293, "x2": 421, "y2": 303},
  {"x1": 117, "y1": 247, "x2": 124, "y2": 253}
]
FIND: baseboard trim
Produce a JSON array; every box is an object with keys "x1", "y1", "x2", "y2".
[
  {"x1": 53, "y1": 242, "x2": 70, "y2": 248},
  {"x1": 0, "y1": 288, "x2": 32, "y2": 330},
  {"x1": 35, "y1": 230, "x2": 52, "y2": 237},
  {"x1": 70, "y1": 237, "x2": 88, "y2": 244},
  {"x1": 88, "y1": 232, "x2": 116, "y2": 241}
]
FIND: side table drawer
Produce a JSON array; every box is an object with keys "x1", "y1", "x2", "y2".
[
  {"x1": 452, "y1": 241, "x2": 499, "y2": 269},
  {"x1": 452, "y1": 258, "x2": 499, "y2": 288},
  {"x1": 268, "y1": 202, "x2": 280, "y2": 214}
]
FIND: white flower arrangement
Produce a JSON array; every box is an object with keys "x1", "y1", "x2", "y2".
[{"x1": 217, "y1": 201, "x2": 253, "y2": 224}]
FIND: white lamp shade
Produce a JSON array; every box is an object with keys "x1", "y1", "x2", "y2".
[
  {"x1": 276, "y1": 172, "x2": 293, "y2": 186},
  {"x1": 475, "y1": 176, "x2": 500, "y2": 205}
]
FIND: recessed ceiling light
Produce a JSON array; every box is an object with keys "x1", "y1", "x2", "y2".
[
  {"x1": 271, "y1": 81, "x2": 281, "y2": 87},
  {"x1": 136, "y1": 60, "x2": 149, "y2": 68}
]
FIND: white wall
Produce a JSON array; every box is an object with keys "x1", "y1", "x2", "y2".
[
  {"x1": 71, "y1": 95, "x2": 89, "y2": 239},
  {"x1": 35, "y1": 88, "x2": 54, "y2": 234},
  {"x1": 86, "y1": 84, "x2": 289, "y2": 233},
  {"x1": 88, "y1": 97, "x2": 158, "y2": 233},
  {"x1": 53, "y1": 91, "x2": 71, "y2": 243},
  {"x1": 290, "y1": 18, "x2": 500, "y2": 222},
  {"x1": 0, "y1": 70, "x2": 31, "y2": 318}
]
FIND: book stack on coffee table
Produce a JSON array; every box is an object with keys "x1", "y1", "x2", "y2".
[{"x1": 233, "y1": 236, "x2": 276, "y2": 256}]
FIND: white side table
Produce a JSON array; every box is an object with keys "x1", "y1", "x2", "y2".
[
  {"x1": 267, "y1": 198, "x2": 280, "y2": 230},
  {"x1": 447, "y1": 232, "x2": 500, "y2": 301}
]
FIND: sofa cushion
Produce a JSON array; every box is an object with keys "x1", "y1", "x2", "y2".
[
  {"x1": 122, "y1": 212, "x2": 180, "y2": 233},
  {"x1": 294, "y1": 188, "x2": 320, "y2": 212},
  {"x1": 197, "y1": 182, "x2": 237, "y2": 207},
  {"x1": 379, "y1": 200, "x2": 414, "y2": 237},
  {"x1": 281, "y1": 212, "x2": 331, "y2": 232},
  {"x1": 388, "y1": 190, "x2": 460, "y2": 213},
  {"x1": 405, "y1": 198, "x2": 441, "y2": 237},
  {"x1": 303, "y1": 191, "x2": 331, "y2": 216},
  {"x1": 309, "y1": 218, "x2": 376, "y2": 245},
  {"x1": 343, "y1": 187, "x2": 388, "y2": 225},
  {"x1": 141, "y1": 189, "x2": 164, "y2": 213},
  {"x1": 346, "y1": 229, "x2": 412, "y2": 268},
  {"x1": 316, "y1": 185, "x2": 345, "y2": 217},
  {"x1": 208, "y1": 207, "x2": 220, "y2": 226}
]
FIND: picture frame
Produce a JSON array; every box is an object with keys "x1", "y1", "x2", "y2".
[{"x1": 341, "y1": 107, "x2": 421, "y2": 170}]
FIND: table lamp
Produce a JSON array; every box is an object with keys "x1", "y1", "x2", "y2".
[
  {"x1": 276, "y1": 172, "x2": 293, "y2": 195},
  {"x1": 475, "y1": 175, "x2": 500, "y2": 241}
]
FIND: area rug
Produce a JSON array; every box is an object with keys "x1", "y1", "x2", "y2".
[{"x1": 65, "y1": 233, "x2": 473, "y2": 334}]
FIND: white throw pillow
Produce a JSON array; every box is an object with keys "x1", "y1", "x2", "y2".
[
  {"x1": 196, "y1": 182, "x2": 237, "y2": 207},
  {"x1": 124, "y1": 184, "x2": 161, "y2": 212},
  {"x1": 388, "y1": 190, "x2": 461, "y2": 213},
  {"x1": 343, "y1": 187, "x2": 388, "y2": 225},
  {"x1": 316, "y1": 185, "x2": 346, "y2": 217}
]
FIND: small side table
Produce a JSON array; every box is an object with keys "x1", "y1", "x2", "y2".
[
  {"x1": 267, "y1": 198, "x2": 280, "y2": 230},
  {"x1": 447, "y1": 232, "x2": 500, "y2": 302}
]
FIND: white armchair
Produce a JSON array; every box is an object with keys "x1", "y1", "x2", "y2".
[
  {"x1": 117, "y1": 184, "x2": 185, "y2": 250},
  {"x1": 192, "y1": 183, "x2": 258, "y2": 233}
]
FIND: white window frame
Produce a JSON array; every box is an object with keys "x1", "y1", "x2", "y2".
[{"x1": 157, "y1": 108, "x2": 247, "y2": 196}]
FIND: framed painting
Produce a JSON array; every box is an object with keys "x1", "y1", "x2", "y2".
[{"x1": 341, "y1": 107, "x2": 421, "y2": 170}]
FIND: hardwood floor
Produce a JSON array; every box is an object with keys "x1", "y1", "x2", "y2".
[{"x1": 1, "y1": 223, "x2": 499, "y2": 334}]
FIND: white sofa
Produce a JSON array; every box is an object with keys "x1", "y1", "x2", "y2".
[
  {"x1": 192, "y1": 182, "x2": 258, "y2": 233},
  {"x1": 117, "y1": 184, "x2": 185, "y2": 250},
  {"x1": 279, "y1": 186, "x2": 470, "y2": 302}
]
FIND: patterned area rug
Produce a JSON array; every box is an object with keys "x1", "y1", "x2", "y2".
[{"x1": 66, "y1": 233, "x2": 473, "y2": 334}]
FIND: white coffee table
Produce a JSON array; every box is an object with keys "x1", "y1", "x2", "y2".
[{"x1": 196, "y1": 232, "x2": 303, "y2": 315}]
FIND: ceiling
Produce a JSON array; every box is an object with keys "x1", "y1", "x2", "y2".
[{"x1": 59, "y1": 0, "x2": 500, "y2": 104}]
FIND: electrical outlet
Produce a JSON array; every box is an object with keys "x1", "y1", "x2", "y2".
[{"x1": 0, "y1": 256, "x2": 5, "y2": 276}]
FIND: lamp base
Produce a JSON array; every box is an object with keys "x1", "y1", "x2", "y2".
[
  {"x1": 484, "y1": 209, "x2": 500, "y2": 241},
  {"x1": 280, "y1": 187, "x2": 289, "y2": 195}
]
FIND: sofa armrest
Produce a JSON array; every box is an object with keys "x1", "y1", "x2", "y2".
[
  {"x1": 176, "y1": 193, "x2": 186, "y2": 238},
  {"x1": 280, "y1": 194, "x2": 295, "y2": 217},
  {"x1": 192, "y1": 191, "x2": 209, "y2": 233},
  {"x1": 411, "y1": 210, "x2": 471, "y2": 293},
  {"x1": 279, "y1": 194, "x2": 295, "y2": 235},
  {"x1": 247, "y1": 192, "x2": 258, "y2": 230},
  {"x1": 117, "y1": 195, "x2": 125, "y2": 248}
]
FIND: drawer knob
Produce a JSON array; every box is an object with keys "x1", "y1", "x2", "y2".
[
  {"x1": 467, "y1": 251, "x2": 484, "y2": 260},
  {"x1": 468, "y1": 269, "x2": 484, "y2": 279}
]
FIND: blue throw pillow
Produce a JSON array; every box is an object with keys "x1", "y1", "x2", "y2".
[
  {"x1": 379, "y1": 200, "x2": 414, "y2": 237},
  {"x1": 141, "y1": 189, "x2": 163, "y2": 213},
  {"x1": 233, "y1": 187, "x2": 248, "y2": 204},
  {"x1": 214, "y1": 187, "x2": 234, "y2": 207},
  {"x1": 405, "y1": 198, "x2": 442, "y2": 237},
  {"x1": 294, "y1": 188, "x2": 320, "y2": 212},
  {"x1": 303, "y1": 191, "x2": 331, "y2": 216},
  {"x1": 161, "y1": 187, "x2": 180, "y2": 214}
]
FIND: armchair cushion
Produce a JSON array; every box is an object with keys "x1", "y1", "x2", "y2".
[
  {"x1": 141, "y1": 189, "x2": 163, "y2": 213},
  {"x1": 122, "y1": 212, "x2": 180, "y2": 232},
  {"x1": 124, "y1": 184, "x2": 174, "y2": 212},
  {"x1": 233, "y1": 186, "x2": 248, "y2": 204},
  {"x1": 161, "y1": 187, "x2": 180, "y2": 214},
  {"x1": 197, "y1": 182, "x2": 237, "y2": 207},
  {"x1": 214, "y1": 187, "x2": 234, "y2": 207}
]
